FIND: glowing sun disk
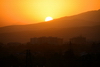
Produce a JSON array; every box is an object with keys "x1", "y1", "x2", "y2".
[{"x1": 45, "y1": 17, "x2": 53, "y2": 21}]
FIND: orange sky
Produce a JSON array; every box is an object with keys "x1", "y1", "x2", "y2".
[{"x1": 0, "y1": 0, "x2": 100, "y2": 27}]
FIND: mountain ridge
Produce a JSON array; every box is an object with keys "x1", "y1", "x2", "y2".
[{"x1": 0, "y1": 9, "x2": 100, "y2": 43}]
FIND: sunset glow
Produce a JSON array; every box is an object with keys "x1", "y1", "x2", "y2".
[{"x1": 0, "y1": 0, "x2": 100, "y2": 27}]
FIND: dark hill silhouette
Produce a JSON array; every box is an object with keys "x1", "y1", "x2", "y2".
[
  {"x1": 0, "y1": 9, "x2": 100, "y2": 33},
  {"x1": 60, "y1": 9, "x2": 100, "y2": 22},
  {"x1": 0, "y1": 9, "x2": 100, "y2": 43},
  {"x1": 0, "y1": 25, "x2": 100, "y2": 43}
]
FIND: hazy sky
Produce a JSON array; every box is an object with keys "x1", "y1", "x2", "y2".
[{"x1": 0, "y1": 0, "x2": 100, "y2": 27}]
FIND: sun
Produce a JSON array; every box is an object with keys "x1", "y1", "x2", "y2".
[{"x1": 45, "y1": 17, "x2": 53, "y2": 21}]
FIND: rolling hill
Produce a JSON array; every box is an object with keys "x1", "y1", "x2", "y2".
[{"x1": 0, "y1": 9, "x2": 100, "y2": 43}]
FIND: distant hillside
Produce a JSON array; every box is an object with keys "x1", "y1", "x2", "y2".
[
  {"x1": 0, "y1": 25, "x2": 100, "y2": 43},
  {"x1": 0, "y1": 9, "x2": 100, "y2": 33},
  {"x1": 60, "y1": 9, "x2": 100, "y2": 22},
  {"x1": 0, "y1": 9, "x2": 100, "y2": 43}
]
